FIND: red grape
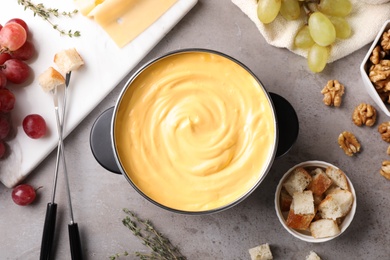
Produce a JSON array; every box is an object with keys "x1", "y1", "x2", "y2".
[
  {"x1": 0, "y1": 71, "x2": 6, "y2": 88},
  {"x1": 12, "y1": 184, "x2": 36, "y2": 206},
  {"x1": 0, "y1": 88, "x2": 15, "y2": 112},
  {"x1": 6, "y1": 18, "x2": 29, "y2": 35},
  {"x1": 23, "y1": 114, "x2": 47, "y2": 139},
  {"x1": 1, "y1": 59, "x2": 30, "y2": 84},
  {"x1": 0, "y1": 53, "x2": 11, "y2": 64},
  {"x1": 0, "y1": 114, "x2": 10, "y2": 139},
  {"x1": 0, "y1": 23, "x2": 27, "y2": 51},
  {"x1": 0, "y1": 140, "x2": 5, "y2": 158},
  {"x1": 0, "y1": 24, "x2": 2, "y2": 31},
  {"x1": 10, "y1": 40, "x2": 35, "y2": 60}
]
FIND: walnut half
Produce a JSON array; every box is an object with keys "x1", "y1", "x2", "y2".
[
  {"x1": 352, "y1": 103, "x2": 377, "y2": 127},
  {"x1": 381, "y1": 29, "x2": 390, "y2": 53},
  {"x1": 338, "y1": 131, "x2": 361, "y2": 156},
  {"x1": 380, "y1": 160, "x2": 390, "y2": 180},
  {"x1": 378, "y1": 122, "x2": 390, "y2": 142},
  {"x1": 321, "y1": 80, "x2": 345, "y2": 107}
]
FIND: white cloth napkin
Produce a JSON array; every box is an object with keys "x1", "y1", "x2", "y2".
[{"x1": 232, "y1": 0, "x2": 390, "y2": 62}]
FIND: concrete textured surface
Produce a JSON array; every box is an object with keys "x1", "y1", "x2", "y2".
[{"x1": 1, "y1": 1, "x2": 390, "y2": 259}]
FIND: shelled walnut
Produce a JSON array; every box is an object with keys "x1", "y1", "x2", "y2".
[
  {"x1": 378, "y1": 122, "x2": 390, "y2": 142},
  {"x1": 381, "y1": 29, "x2": 390, "y2": 53},
  {"x1": 370, "y1": 46, "x2": 386, "y2": 65},
  {"x1": 369, "y1": 60, "x2": 390, "y2": 83},
  {"x1": 321, "y1": 80, "x2": 345, "y2": 107},
  {"x1": 367, "y1": 28, "x2": 390, "y2": 104},
  {"x1": 338, "y1": 131, "x2": 361, "y2": 156},
  {"x1": 352, "y1": 103, "x2": 377, "y2": 126},
  {"x1": 380, "y1": 160, "x2": 390, "y2": 180}
]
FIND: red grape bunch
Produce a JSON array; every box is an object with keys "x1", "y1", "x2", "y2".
[{"x1": 0, "y1": 18, "x2": 38, "y2": 159}]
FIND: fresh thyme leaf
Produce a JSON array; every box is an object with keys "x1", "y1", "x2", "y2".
[
  {"x1": 17, "y1": 0, "x2": 81, "y2": 37},
  {"x1": 110, "y1": 209, "x2": 186, "y2": 260}
]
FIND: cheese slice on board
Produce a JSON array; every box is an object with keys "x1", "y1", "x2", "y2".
[{"x1": 75, "y1": 0, "x2": 178, "y2": 48}]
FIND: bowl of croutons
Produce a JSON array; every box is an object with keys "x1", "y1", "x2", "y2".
[
  {"x1": 275, "y1": 161, "x2": 356, "y2": 243},
  {"x1": 360, "y1": 20, "x2": 390, "y2": 117}
]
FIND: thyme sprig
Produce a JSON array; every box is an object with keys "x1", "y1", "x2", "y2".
[
  {"x1": 17, "y1": 0, "x2": 81, "y2": 37},
  {"x1": 110, "y1": 209, "x2": 186, "y2": 260}
]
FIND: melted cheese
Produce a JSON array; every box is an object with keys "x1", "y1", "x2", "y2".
[
  {"x1": 74, "y1": 0, "x2": 177, "y2": 47},
  {"x1": 114, "y1": 51, "x2": 276, "y2": 212}
]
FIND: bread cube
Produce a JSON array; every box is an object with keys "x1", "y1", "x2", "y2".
[
  {"x1": 38, "y1": 67, "x2": 65, "y2": 92},
  {"x1": 318, "y1": 189, "x2": 353, "y2": 220},
  {"x1": 279, "y1": 188, "x2": 293, "y2": 212},
  {"x1": 306, "y1": 251, "x2": 322, "y2": 260},
  {"x1": 308, "y1": 168, "x2": 333, "y2": 196},
  {"x1": 286, "y1": 208, "x2": 315, "y2": 230},
  {"x1": 291, "y1": 190, "x2": 315, "y2": 215},
  {"x1": 310, "y1": 219, "x2": 340, "y2": 238},
  {"x1": 248, "y1": 243, "x2": 273, "y2": 260},
  {"x1": 283, "y1": 167, "x2": 312, "y2": 196},
  {"x1": 54, "y1": 48, "x2": 84, "y2": 73},
  {"x1": 325, "y1": 166, "x2": 349, "y2": 190}
]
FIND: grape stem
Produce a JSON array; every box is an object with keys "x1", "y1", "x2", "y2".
[{"x1": 0, "y1": 47, "x2": 8, "y2": 55}]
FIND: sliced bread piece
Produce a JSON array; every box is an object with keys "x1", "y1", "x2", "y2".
[
  {"x1": 54, "y1": 48, "x2": 84, "y2": 73},
  {"x1": 310, "y1": 219, "x2": 340, "y2": 238},
  {"x1": 38, "y1": 67, "x2": 65, "y2": 92},
  {"x1": 283, "y1": 167, "x2": 312, "y2": 196},
  {"x1": 308, "y1": 168, "x2": 333, "y2": 196},
  {"x1": 248, "y1": 243, "x2": 273, "y2": 260},
  {"x1": 306, "y1": 251, "x2": 321, "y2": 260},
  {"x1": 291, "y1": 190, "x2": 315, "y2": 215},
  {"x1": 286, "y1": 208, "x2": 315, "y2": 230},
  {"x1": 325, "y1": 166, "x2": 349, "y2": 190},
  {"x1": 318, "y1": 189, "x2": 353, "y2": 220}
]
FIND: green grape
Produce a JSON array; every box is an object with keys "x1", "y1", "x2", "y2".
[
  {"x1": 328, "y1": 16, "x2": 351, "y2": 39},
  {"x1": 308, "y1": 12, "x2": 336, "y2": 47},
  {"x1": 307, "y1": 44, "x2": 329, "y2": 73},
  {"x1": 280, "y1": 0, "x2": 301, "y2": 21},
  {"x1": 257, "y1": 0, "x2": 282, "y2": 24},
  {"x1": 294, "y1": 25, "x2": 315, "y2": 49},
  {"x1": 318, "y1": 0, "x2": 352, "y2": 17}
]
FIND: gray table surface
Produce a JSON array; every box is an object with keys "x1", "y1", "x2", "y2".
[{"x1": 1, "y1": 1, "x2": 389, "y2": 259}]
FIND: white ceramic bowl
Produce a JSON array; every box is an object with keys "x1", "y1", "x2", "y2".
[
  {"x1": 275, "y1": 161, "x2": 357, "y2": 243},
  {"x1": 360, "y1": 20, "x2": 390, "y2": 117}
]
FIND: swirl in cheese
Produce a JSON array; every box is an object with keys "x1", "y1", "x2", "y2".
[{"x1": 114, "y1": 51, "x2": 276, "y2": 212}]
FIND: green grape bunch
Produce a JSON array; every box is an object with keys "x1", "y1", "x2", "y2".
[{"x1": 257, "y1": 0, "x2": 353, "y2": 73}]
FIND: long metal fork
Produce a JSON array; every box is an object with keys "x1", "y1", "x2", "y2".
[{"x1": 40, "y1": 72, "x2": 82, "y2": 260}]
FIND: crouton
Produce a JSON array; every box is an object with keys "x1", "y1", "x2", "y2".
[
  {"x1": 318, "y1": 189, "x2": 353, "y2": 220},
  {"x1": 248, "y1": 243, "x2": 273, "y2": 260},
  {"x1": 310, "y1": 219, "x2": 340, "y2": 238},
  {"x1": 283, "y1": 167, "x2": 312, "y2": 196},
  {"x1": 38, "y1": 67, "x2": 65, "y2": 92},
  {"x1": 54, "y1": 48, "x2": 84, "y2": 73}
]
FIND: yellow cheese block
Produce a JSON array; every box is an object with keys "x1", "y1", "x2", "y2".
[{"x1": 76, "y1": 0, "x2": 178, "y2": 48}]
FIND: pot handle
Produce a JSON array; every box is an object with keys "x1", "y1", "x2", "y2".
[
  {"x1": 90, "y1": 94, "x2": 298, "y2": 173},
  {"x1": 269, "y1": 92, "x2": 299, "y2": 158},
  {"x1": 90, "y1": 107, "x2": 122, "y2": 174}
]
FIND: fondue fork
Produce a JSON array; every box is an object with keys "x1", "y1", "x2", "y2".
[{"x1": 40, "y1": 72, "x2": 83, "y2": 260}]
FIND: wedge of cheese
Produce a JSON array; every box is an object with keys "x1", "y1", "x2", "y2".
[{"x1": 74, "y1": 0, "x2": 178, "y2": 47}]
